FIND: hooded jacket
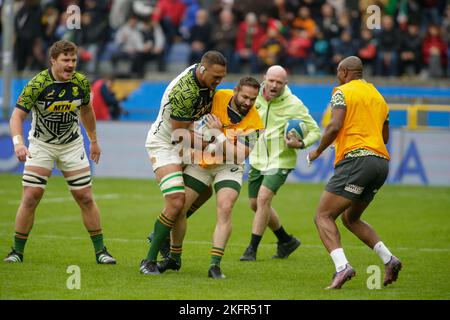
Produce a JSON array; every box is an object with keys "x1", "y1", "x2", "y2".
[{"x1": 250, "y1": 85, "x2": 321, "y2": 171}]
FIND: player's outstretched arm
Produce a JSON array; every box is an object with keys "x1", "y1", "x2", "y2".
[
  {"x1": 308, "y1": 107, "x2": 346, "y2": 162},
  {"x1": 10, "y1": 108, "x2": 30, "y2": 162},
  {"x1": 80, "y1": 102, "x2": 101, "y2": 164}
]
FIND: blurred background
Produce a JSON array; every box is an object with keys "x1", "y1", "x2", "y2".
[{"x1": 1, "y1": 0, "x2": 449, "y2": 185}]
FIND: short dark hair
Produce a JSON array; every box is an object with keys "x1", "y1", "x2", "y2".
[
  {"x1": 200, "y1": 50, "x2": 227, "y2": 67},
  {"x1": 237, "y1": 76, "x2": 260, "y2": 91},
  {"x1": 49, "y1": 40, "x2": 78, "y2": 60}
]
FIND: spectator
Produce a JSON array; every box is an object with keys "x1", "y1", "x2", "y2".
[
  {"x1": 179, "y1": 0, "x2": 201, "y2": 40},
  {"x1": 330, "y1": 30, "x2": 358, "y2": 69},
  {"x1": 14, "y1": 0, "x2": 45, "y2": 72},
  {"x1": 292, "y1": 6, "x2": 317, "y2": 39},
  {"x1": 41, "y1": 5, "x2": 60, "y2": 50},
  {"x1": 152, "y1": 0, "x2": 187, "y2": 70},
  {"x1": 327, "y1": 0, "x2": 346, "y2": 17},
  {"x1": 211, "y1": 9, "x2": 238, "y2": 70},
  {"x1": 298, "y1": 0, "x2": 325, "y2": 21},
  {"x1": 420, "y1": 0, "x2": 442, "y2": 30},
  {"x1": 257, "y1": 19, "x2": 287, "y2": 72},
  {"x1": 317, "y1": 3, "x2": 340, "y2": 41},
  {"x1": 357, "y1": 28, "x2": 377, "y2": 75},
  {"x1": 92, "y1": 75, "x2": 127, "y2": 121},
  {"x1": 311, "y1": 30, "x2": 331, "y2": 75},
  {"x1": 336, "y1": 10, "x2": 354, "y2": 36},
  {"x1": 375, "y1": 15, "x2": 401, "y2": 76},
  {"x1": 79, "y1": 0, "x2": 110, "y2": 74},
  {"x1": 111, "y1": 15, "x2": 146, "y2": 78},
  {"x1": 443, "y1": 3, "x2": 450, "y2": 76},
  {"x1": 422, "y1": 24, "x2": 448, "y2": 77},
  {"x1": 399, "y1": 24, "x2": 423, "y2": 76},
  {"x1": 286, "y1": 28, "x2": 312, "y2": 75},
  {"x1": 141, "y1": 19, "x2": 166, "y2": 72},
  {"x1": 266, "y1": 0, "x2": 298, "y2": 25},
  {"x1": 234, "y1": 12, "x2": 265, "y2": 73},
  {"x1": 188, "y1": 9, "x2": 211, "y2": 65},
  {"x1": 109, "y1": 0, "x2": 133, "y2": 30}
]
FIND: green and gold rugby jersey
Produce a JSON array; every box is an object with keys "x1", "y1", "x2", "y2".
[
  {"x1": 16, "y1": 69, "x2": 91, "y2": 145},
  {"x1": 146, "y1": 64, "x2": 215, "y2": 145}
]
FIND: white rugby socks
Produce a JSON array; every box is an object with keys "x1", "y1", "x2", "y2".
[
  {"x1": 330, "y1": 248, "x2": 349, "y2": 272},
  {"x1": 373, "y1": 241, "x2": 393, "y2": 264}
]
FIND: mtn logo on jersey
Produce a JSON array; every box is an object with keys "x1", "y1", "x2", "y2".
[{"x1": 47, "y1": 101, "x2": 77, "y2": 112}]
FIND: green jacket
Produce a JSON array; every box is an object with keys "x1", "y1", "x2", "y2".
[{"x1": 250, "y1": 85, "x2": 321, "y2": 171}]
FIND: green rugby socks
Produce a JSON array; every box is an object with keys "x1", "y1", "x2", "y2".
[{"x1": 146, "y1": 213, "x2": 174, "y2": 261}]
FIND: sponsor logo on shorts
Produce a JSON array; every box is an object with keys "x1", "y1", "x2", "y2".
[
  {"x1": 344, "y1": 184, "x2": 364, "y2": 195},
  {"x1": 231, "y1": 167, "x2": 239, "y2": 172},
  {"x1": 281, "y1": 169, "x2": 288, "y2": 175},
  {"x1": 80, "y1": 152, "x2": 85, "y2": 160},
  {"x1": 373, "y1": 189, "x2": 378, "y2": 194}
]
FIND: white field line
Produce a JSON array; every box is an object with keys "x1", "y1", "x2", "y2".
[{"x1": 0, "y1": 232, "x2": 448, "y2": 252}]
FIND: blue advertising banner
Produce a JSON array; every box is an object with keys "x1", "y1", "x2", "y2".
[{"x1": 2, "y1": 122, "x2": 449, "y2": 186}]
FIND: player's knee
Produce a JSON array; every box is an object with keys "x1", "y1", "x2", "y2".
[
  {"x1": 217, "y1": 201, "x2": 234, "y2": 216},
  {"x1": 341, "y1": 213, "x2": 357, "y2": 229},
  {"x1": 73, "y1": 189, "x2": 95, "y2": 208},
  {"x1": 21, "y1": 188, "x2": 44, "y2": 210},
  {"x1": 166, "y1": 193, "x2": 185, "y2": 214},
  {"x1": 256, "y1": 194, "x2": 271, "y2": 208}
]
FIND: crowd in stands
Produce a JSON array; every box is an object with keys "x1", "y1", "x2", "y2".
[{"x1": 2, "y1": 0, "x2": 450, "y2": 78}]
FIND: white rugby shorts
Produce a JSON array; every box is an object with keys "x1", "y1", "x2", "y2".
[
  {"x1": 25, "y1": 138, "x2": 89, "y2": 171},
  {"x1": 183, "y1": 164, "x2": 244, "y2": 189}
]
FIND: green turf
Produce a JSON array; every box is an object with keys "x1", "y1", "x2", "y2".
[{"x1": 0, "y1": 174, "x2": 449, "y2": 300}]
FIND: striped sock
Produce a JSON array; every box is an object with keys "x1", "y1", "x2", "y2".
[
  {"x1": 14, "y1": 231, "x2": 29, "y2": 254},
  {"x1": 169, "y1": 245, "x2": 182, "y2": 262},
  {"x1": 210, "y1": 247, "x2": 225, "y2": 266},
  {"x1": 88, "y1": 229, "x2": 104, "y2": 253},
  {"x1": 146, "y1": 213, "x2": 175, "y2": 261}
]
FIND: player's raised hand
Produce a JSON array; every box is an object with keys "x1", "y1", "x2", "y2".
[
  {"x1": 14, "y1": 144, "x2": 30, "y2": 162},
  {"x1": 89, "y1": 141, "x2": 101, "y2": 164}
]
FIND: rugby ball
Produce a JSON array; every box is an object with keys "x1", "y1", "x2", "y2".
[{"x1": 284, "y1": 119, "x2": 308, "y2": 140}]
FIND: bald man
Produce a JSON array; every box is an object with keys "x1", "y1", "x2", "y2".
[
  {"x1": 240, "y1": 65, "x2": 321, "y2": 261},
  {"x1": 308, "y1": 56, "x2": 402, "y2": 289}
]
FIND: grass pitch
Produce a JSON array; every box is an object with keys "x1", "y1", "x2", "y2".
[{"x1": 0, "y1": 174, "x2": 449, "y2": 300}]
